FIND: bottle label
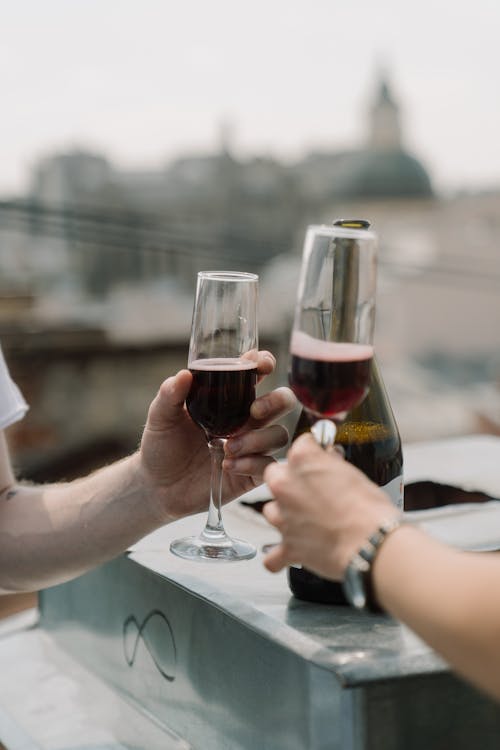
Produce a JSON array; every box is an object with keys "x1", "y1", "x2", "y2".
[{"x1": 382, "y1": 474, "x2": 404, "y2": 510}]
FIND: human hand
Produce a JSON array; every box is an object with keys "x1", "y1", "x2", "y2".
[
  {"x1": 139, "y1": 351, "x2": 297, "y2": 524},
  {"x1": 262, "y1": 433, "x2": 399, "y2": 580}
]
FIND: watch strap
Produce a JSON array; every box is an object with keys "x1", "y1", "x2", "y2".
[{"x1": 343, "y1": 517, "x2": 402, "y2": 612}]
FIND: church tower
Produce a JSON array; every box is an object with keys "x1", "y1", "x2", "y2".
[{"x1": 369, "y1": 76, "x2": 402, "y2": 151}]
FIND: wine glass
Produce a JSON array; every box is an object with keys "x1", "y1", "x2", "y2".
[
  {"x1": 170, "y1": 271, "x2": 259, "y2": 562},
  {"x1": 289, "y1": 220, "x2": 377, "y2": 449}
]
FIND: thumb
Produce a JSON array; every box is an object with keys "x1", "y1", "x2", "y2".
[
  {"x1": 147, "y1": 370, "x2": 193, "y2": 430},
  {"x1": 289, "y1": 431, "x2": 324, "y2": 458},
  {"x1": 263, "y1": 543, "x2": 288, "y2": 573}
]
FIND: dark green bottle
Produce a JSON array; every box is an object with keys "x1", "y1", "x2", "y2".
[{"x1": 287, "y1": 357, "x2": 403, "y2": 604}]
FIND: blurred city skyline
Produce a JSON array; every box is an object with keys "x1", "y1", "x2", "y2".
[
  {"x1": 2, "y1": 0, "x2": 500, "y2": 196},
  {"x1": 2, "y1": 0, "x2": 500, "y2": 477}
]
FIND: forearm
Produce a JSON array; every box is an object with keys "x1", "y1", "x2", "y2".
[
  {"x1": 0, "y1": 453, "x2": 164, "y2": 593},
  {"x1": 374, "y1": 525, "x2": 500, "y2": 701}
]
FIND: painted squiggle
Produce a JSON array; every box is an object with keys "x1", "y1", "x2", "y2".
[{"x1": 123, "y1": 609, "x2": 177, "y2": 682}]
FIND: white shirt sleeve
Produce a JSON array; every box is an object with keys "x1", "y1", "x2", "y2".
[{"x1": 0, "y1": 344, "x2": 29, "y2": 429}]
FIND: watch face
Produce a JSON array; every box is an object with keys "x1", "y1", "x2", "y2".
[{"x1": 342, "y1": 557, "x2": 368, "y2": 610}]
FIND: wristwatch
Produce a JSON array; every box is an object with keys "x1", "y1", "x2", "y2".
[{"x1": 342, "y1": 518, "x2": 402, "y2": 612}]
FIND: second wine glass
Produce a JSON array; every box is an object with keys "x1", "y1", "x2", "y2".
[
  {"x1": 170, "y1": 271, "x2": 259, "y2": 562},
  {"x1": 289, "y1": 220, "x2": 378, "y2": 448}
]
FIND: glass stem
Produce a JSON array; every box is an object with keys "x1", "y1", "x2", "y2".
[
  {"x1": 311, "y1": 418, "x2": 337, "y2": 450},
  {"x1": 201, "y1": 438, "x2": 227, "y2": 541}
]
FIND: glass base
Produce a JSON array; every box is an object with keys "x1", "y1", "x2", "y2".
[{"x1": 170, "y1": 533, "x2": 256, "y2": 562}]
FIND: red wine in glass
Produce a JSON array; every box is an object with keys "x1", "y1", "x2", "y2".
[
  {"x1": 289, "y1": 331, "x2": 373, "y2": 420},
  {"x1": 187, "y1": 358, "x2": 258, "y2": 439},
  {"x1": 170, "y1": 270, "x2": 259, "y2": 562}
]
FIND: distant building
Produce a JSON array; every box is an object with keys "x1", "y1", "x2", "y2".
[
  {"x1": 31, "y1": 151, "x2": 114, "y2": 206},
  {"x1": 21, "y1": 74, "x2": 437, "y2": 297},
  {"x1": 2, "y1": 71, "x2": 499, "y2": 443},
  {"x1": 294, "y1": 74, "x2": 433, "y2": 213}
]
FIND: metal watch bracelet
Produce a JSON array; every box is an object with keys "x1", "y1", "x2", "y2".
[{"x1": 342, "y1": 517, "x2": 403, "y2": 612}]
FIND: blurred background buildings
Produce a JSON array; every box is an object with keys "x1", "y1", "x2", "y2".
[{"x1": 1, "y1": 61, "x2": 500, "y2": 482}]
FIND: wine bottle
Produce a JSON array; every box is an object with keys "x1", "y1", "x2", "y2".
[{"x1": 287, "y1": 357, "x2": 403, "y2": 604}]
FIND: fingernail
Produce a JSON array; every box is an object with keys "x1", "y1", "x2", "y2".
[
  {"x1": 252, "y1": 399, "x2": 269, "y2": 419},
  {"x1": 226, "y1": 438, "x2": 242, "y2": 456},
  {"x1": 222, "y1": 458, "x2": 235, "y2": 471}
]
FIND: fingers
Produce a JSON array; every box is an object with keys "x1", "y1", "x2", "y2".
[
  {"x1": 147, "y1": 370, "x2": 192, "y2": 430},
  {"x1": 223, "y1": 453, "x2": 276, "y2": 480},
  {"x1": 288, "y1": 432, "x2": 327, "y2": 460},
  {"x1": 226, "y1": 424, "x2": 288, "y2": 460},
  {"x1": 288, "y1": 432, "x2": 345, "y2": 472},
  {"x1": 263, "y1": 543, "x2": 288, "y2": 573},
  {"x1": 262, "y1": 499, "x2": 284, "y2": 527},
  {"x1": 262, "y1": 458, "x2": 287, "y2": 493},
  {"x1": 256, "y1": 350, "x2": 276, "y2": 382},
  {"x1": 248, "y1": 386, "x2": 297, "y2": 428}
]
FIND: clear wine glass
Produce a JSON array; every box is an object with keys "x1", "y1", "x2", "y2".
[
  {"x1": 289, "y1": 220, "x2": 378, "y2": 449},
  {"x1": 170, "y1": 271, "x2": 259, "y2": 562}
]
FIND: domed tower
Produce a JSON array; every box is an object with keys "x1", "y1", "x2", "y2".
[
  {"x1": 338, "y1": 73, "x2": 433, "y2": 199},
  {"x1": 369, "y1": 76, "x2": 402, "y2": 151}
]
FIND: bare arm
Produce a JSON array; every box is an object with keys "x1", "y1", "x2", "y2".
[
  {"x1": 0, "y1": 353, "x2": 296, "y2": 593},
  {"x1": 263, "y1": 434, "x2": 500, "y2": 703},
  {"x1": 373, "y1": 525, "x2": 500, "y2": 702},
  {"x1": 0, "y1": 449, "x2": 156, "y2": 593}
]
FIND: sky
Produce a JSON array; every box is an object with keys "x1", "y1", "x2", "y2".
[{"x1": 2, "y1": 0, "x2": 500, "y2": 196}]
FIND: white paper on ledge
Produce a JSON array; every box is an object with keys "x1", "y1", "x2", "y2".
[{"x1": 405, "y1": 501, "x2": 500, "y2": 552}]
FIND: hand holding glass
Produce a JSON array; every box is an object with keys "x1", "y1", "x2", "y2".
[{"x1": 170, "y1": 271, "x2": 259, "y2": 562}]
